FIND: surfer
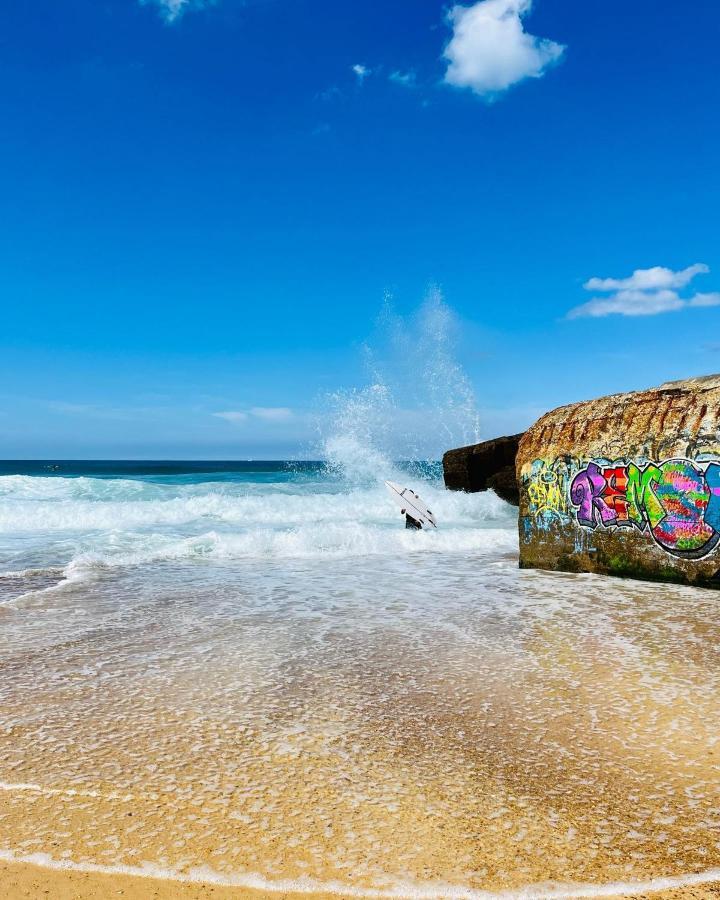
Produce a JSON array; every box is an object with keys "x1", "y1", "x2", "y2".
[
  {"x1": 401, "y1": 509, "x2": 423, "y2": 530},
  {"x1": 386, "y1": 481, "x2": 437, "y2": 530}
]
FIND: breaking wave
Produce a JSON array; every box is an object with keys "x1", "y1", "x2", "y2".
[{"x1": 0, "y1": 472, "x2": 516, "y2": 604}]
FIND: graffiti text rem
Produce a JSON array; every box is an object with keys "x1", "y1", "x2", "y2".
[{"x1": 570, "y1": 458, "x2": 720, "y2": 559}]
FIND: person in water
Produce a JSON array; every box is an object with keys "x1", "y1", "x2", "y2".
[{"x1": 401, "y1": 508, "x2": 423, "y2": 530}]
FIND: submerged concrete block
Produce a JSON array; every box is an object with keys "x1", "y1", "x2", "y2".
[{"x1": 517, "y1": 375, "x2": 720, "y2": 588}]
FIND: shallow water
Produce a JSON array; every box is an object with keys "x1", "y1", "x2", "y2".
[{"x1": 1, "y1": 463, "x2": 719, "y2": 897}]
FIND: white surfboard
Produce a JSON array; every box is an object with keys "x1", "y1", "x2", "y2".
[{"x1": 385, "y1": 481, "x2": 437, "y2": 528}]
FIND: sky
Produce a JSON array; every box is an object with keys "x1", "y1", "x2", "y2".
[{"x1": 1, "y1": 0, "x2": 719, "y2": 458}]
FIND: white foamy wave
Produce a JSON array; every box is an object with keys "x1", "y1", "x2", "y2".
[
  {"x1": 324, "y1": 432, "x2": 401, "y2": 485},
  {"x1": 4, "y1": 522, "x2": 517, "y2": 606},
  {"x1": 0, "y1": 474, "x2": 150, "y2": 500},
  {"x1": 0, "y1": 477, "x2": 513, "y2": 535},
  {"x1": 0, "y1": 474, "x2": 517, "y2": 603},
  {"x1": 64, "y1": 523, "x2": 516, "y2": 570}
]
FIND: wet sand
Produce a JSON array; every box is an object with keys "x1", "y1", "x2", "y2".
[
  {"x1": 2, "y1": 559, "x2": 720, "y2": 897},
  {"x1": 0, "y1": 858, "x2": 272, "y2": 900}
]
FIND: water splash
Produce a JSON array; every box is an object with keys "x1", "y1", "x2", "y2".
[
  {"x1": 321, "y1": 383, "x2": 398, "y2": 484},
  {"x1": 317, "y1": 288, "x2": 480, "y2": 484}
]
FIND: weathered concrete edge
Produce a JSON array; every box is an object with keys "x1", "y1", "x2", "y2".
[{"x1": 442, "y1": 434, "x2": 523, "y2": 505}]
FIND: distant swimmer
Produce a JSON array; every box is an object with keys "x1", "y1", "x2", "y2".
[{"x1": 384, "y1": 481, "x2": 437, "y2": 530}]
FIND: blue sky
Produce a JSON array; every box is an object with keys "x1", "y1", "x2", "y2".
[{"x1": 2, "y1": 0, "x2": 719, "y2": 458}]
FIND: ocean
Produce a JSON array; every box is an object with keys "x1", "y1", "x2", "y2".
[{"x1": 2, "y1": 458, "x2": 720, "y2": 897}]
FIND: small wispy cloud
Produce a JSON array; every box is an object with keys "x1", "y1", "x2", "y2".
[
  {"x1": 568, "y1": 264, "x2": 720, "y2": 319},
  {"x1": 443, "y1": 0, "x2": 565, "y2": 99},
  {"x1": 212, "y1": 411, "x2": 249, "y2": 423},
  {"x1": 140, "y1": 0, "x2": 215, "y2": 24},
  {"x1": 316, "y1": 85, "x2": 343, "y2": 103},
  {"x1": 213, "y1": 408, "x2": 294, "y2": 424},
  {"x1": 50, "y1": 402, "x2": 98, "y2": 416},
  {"x1": 352, "y1": 64, "x2": 371, "y2": 84},
  {"x1": 250, "y1": 407, "x2": 293, "y2": 422},
  {"x1": 389, "y1": 70, "x2": 417, "y2": 88},
  {"x1": 48, "y1": 402, "x2": 151, "y2": 421}
]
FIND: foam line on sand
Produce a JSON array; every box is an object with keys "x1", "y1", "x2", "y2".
[{"x1": 1, "y1": 849, "x2": 719, "y2": 899}]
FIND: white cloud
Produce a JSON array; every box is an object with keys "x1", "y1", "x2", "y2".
[
  {"x1": 569, "y1": 289, "x2": 685, "y2": 319},
  {"x1": 689, "y1": 292, "x2": 720, "y2": 308},
  {"x1": 250, "y1": 407, "x2": 294, "y2": 422},
  {"x1": 443, "y1": 0, "x2": 565, "y2": 98},
  {"x1": 141, "y1": 0, "x2": 213, "y2": 23},
  {"x1": 352, "y1": 64, "x2": 371, "y2": 83},
  {"x1": 568, "y1": 264, "x2": 720, "y2": 319},
  {"x1": 213, "y1": 411, "x2": 249, "y2": 423},
  {"x1": 584, "y1": 263, "x2": 709, "y2": 293}
]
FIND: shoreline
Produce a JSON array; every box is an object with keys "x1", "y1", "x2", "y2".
[{"x1": 2, "y1": 857, "x2": 720, "y2": 900}]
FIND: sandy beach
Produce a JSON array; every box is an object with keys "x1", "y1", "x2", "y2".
[{"x1": 3, "y1": 524, "x2": 720, "y2": 899}]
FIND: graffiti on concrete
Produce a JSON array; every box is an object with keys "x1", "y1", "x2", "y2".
[
  {"x1": 570, "y1": 458, "x2": 720, "y2": 559},
  {"x1": 526, "y1": 458, "x2": 571, "y2": 522}
]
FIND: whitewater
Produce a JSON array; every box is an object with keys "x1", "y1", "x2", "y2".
[{"x1": 0, "y1": 464, "x2": 516, "y2": 607}]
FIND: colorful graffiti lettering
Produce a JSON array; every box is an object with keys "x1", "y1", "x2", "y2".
[
  {"x1": 526, "y1": 459, "x2": 571, "y2": 522},
  {"x1": 570, "y1": 458, "x2": 720, "y2": 559}
]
